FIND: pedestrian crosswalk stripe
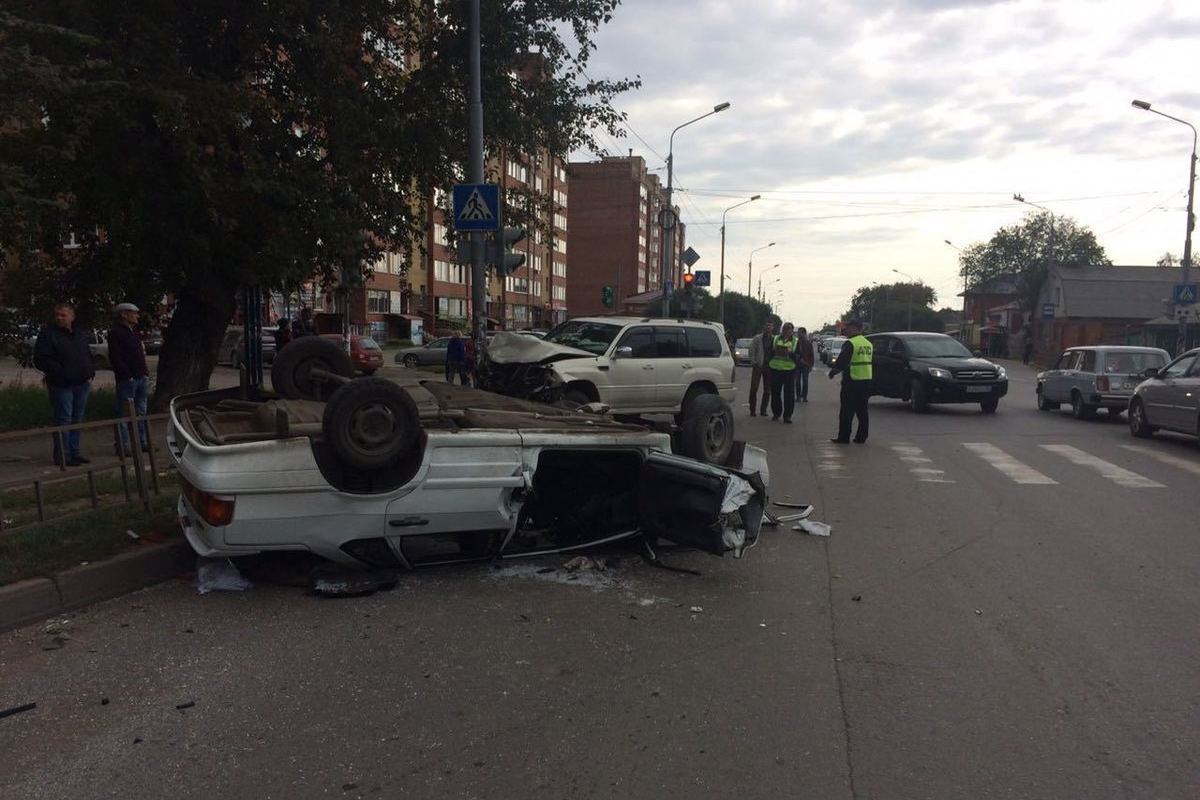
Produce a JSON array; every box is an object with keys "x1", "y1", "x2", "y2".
[
  {"x1": 962, "y1": 442, "x2": 1058, "y2": 485},
  {"x1": 1040, "y1": 444, "x2": 1165, "y2": 488},
  {"x1": 890, "y1": 443, "x2": 954, "y2": 483},
  {"x1": 1120, "y1": 445, "x2": 1200, "y2": 479}
]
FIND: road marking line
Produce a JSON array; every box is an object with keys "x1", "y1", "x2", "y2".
[
  {"x1": 962, "y1": 442, "x2": 1058, "y2": 485},
  {"x1": 1120, "y1": 445, "x2": 1200, "y2": 478},
  {"x1": 890, "y1": 443, "x2": 955, "y2": 483},
  {"x1": 1039, "y1": 444, "x2": 1165, "y2": 488}
]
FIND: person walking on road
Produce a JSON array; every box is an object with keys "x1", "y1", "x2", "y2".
[
  {"x1": 748, "y1": 319, "x2": 774, "y2": 417},
  {"x1": 794, "y1": 327, "x2": 815, "y2": 403},
  {"x1": 1022, "y1": 331, "x2": 1034, "y2": 365},
  {"x1": 33, "y1": 302, "x2": 95, "y2": 466},
  {"x1": 828, "y1": 319, "x2": 873, "y2": 443},
  {"x1": 768, "y1": 322, "x2": 799, "y2": 423},
  {"x1": 445, "y1": 331, "x2": 468, "y2": 385},
  {"x1": 108, "y1": 302, "x2": 151, "y2": 454}
]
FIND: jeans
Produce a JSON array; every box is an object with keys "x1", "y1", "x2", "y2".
[
  {"x1": 115, "y1": 376, "x2": 150, "y2": 449},
  {"x1": 769, "y1": 367, "x2": 796, "y2": 420},
  {"x1": 49, "y1": 383, "x2": 89, "y2": 463},
  {"x1": 795, "y1": 365, "x2": 811, "y2": 400},
  {"x1": 445, "y1": 361, "x2": 468, "y2": 385}
]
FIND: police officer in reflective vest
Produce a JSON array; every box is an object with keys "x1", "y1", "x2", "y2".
[
  {"x1": 768, "y1": 322, "x2": 799, "y2": 422},
  {"x1": 828, "y1": 319, "x2": 873, "y2": 443}
]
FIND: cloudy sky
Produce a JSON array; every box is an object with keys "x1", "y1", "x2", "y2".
[{"x1": 577, "y1": 0, "x2": 1200, "y2": 328}]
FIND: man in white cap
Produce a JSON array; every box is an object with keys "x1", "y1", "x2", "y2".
[{"x1": 108, "y1": 302, "x2": 150, "y2": 454}]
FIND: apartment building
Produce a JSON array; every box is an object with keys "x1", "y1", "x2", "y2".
[{"x1": 565, "y1": 154, "x2": 686, "y2": 318}]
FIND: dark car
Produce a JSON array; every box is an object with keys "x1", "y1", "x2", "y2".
[{"x1": 867, "y1": 331, "x2": 1008, "y2": 413}]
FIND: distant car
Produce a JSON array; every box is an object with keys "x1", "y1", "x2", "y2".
[
  {"x1": 395, "y1": 337, "x2": 452, "y2": 368},
  {"x1": 1037, "y1": 346, "x2": 1170, "y2": 419},
  {"x1": 319, "y1": 334, "x2": 384, "y2": 375},
  {"x1": 733, "y1": 338, "x2": 754, "y2": 366},
  {"x1": 217, "y1": 326, "x2": 278, "y2": 368},
  {"x1": 820, "y1": 337, "x2": 847, "y2": 365},
  {"x1": 20, "y1": 329, "x2": 111, "y2": 370},
  {"x1": 141, "y1": 330, "x2": 164, "y2": 355},
  {"x1": 1129, "y1": 347, "x2": 1200, "y2": 443},
  {"x1": 868, "y1": 331, "x2": 1008, "y2": 413}
]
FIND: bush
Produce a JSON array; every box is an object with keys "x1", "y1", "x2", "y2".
[{"x1": 0, "y1": 384, "x2": 120, "y2": 433}]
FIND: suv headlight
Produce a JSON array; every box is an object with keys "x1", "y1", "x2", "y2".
[
  {"x1": 928, "y1": 367, "x2": 952, "y2": 379},
  {"x1": 997, "y1": 366, "x2": 1007, "y2": 379}
]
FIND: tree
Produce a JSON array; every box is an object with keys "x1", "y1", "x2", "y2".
[
  {"x1": 1156, "y1": 252, "x2": 1179, "y2": 267},
  {"x1": 0, "y1": 1, "x2": 637, "y2": 407},
  {"x1": 844, "y1": 282, "x2": 936, "y2": 327},
  {"x1": 957, "y1": 210, "x2": 1111, "y2": 313}
]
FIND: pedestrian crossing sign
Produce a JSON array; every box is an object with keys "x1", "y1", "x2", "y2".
[
  {"x1": 452, "y1": 184, "x2": 500, "y2": 231},
  {"x1": 1173, "y1": 283, "x2": 1197, "y2": 305}
]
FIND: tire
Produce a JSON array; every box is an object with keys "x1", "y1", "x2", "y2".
[
  {"x1": 909, "y1": 378, "x2": 930, "y2": 413},
  {"x1": 980, "y1": 398, "x2": 999, "y2": 414},
  {"x1": 1070, "y1": 391, "x2": 1095, "y2": 420},
  {"x1": 402, "y1": 354, "x2": 419, "y2": 368},
  {"x1": 322, "y1": 377, "x2": 420, "y2": 470},
  {"x1": 1036, "y1": 387, "x2": 1060, "y2": 411},
  {"x1": 678, "y1": 394, "x2": 734, "y2": 465},
  {"x1": 562, "y1": 387, "x2": 591, "y2": 406},
  {"x1": 677, "y1": 384, "x2": 716, "y2": 424},
  {"x1": 361, "y1": 369, "x2": 377, "y2": 376},
  {"x1": 1129, "y1": 399, "x2": 1155, "y2": 438},
  {"x1": 271, "y1": 336, "x2": 354, "y2": 401}
]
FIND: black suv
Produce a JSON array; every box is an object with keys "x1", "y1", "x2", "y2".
[{"x1": 867, "y1": 332, "x2": 1008, "y2": 413}]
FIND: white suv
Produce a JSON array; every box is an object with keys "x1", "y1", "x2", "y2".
[{"x1": 484, "y1": 317, "x2": 737, "y2": 417}]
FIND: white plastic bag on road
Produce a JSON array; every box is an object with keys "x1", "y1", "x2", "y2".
[{"x1": 196, "y1": 558, "x2": 253, "y2": 594}]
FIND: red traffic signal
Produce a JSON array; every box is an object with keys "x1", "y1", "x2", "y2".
[{"x1": 683, "y1": 272, "x2": 695, "y2": 286}]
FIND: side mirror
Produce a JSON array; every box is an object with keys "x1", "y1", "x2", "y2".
[
  {"x1": 614, "y1": 345, "x2": 633, "y2": 359},
  {"x1": 1143, "y1": 367, "x2": 1160, "y2": 378},
  {"x1": 972, "y1": 349, "x2": 983, "y2": 358}
]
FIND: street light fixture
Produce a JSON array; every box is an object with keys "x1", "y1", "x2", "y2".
[
  {"x1": 747, "y1": 242, "x2": 776, "y2": 300},
  {"x1": 1131, "y1": 98, "x2": 1197, "y2": 355},
  {"x1": 892, "y1": 268, "x2": 917, "y2": 331},
  {"x1": 659, "y1": 102, "x2": 732, "y2": 317},
  {"x1": 719, "y1": 194, "x2": 761, "y2": 323},
  {"x1": 758, "y1": 263, "x2": 781, "y2": 301}
]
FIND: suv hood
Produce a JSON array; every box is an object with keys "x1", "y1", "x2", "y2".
[{"x1": 486, "y1": 331, "x2": 596, "y2": 365}]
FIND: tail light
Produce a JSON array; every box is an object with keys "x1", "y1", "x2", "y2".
[
  {"x1": 1096, "y1": 376, "x2": 1110, "y2": 392},
  {"x1": 180, "y1": 478, "x2": 235, "y2": 527}
]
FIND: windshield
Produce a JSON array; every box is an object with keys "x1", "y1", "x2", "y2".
[
  {"x1": 1104, "y1": 351, "x2": 1166, "y2": 373},
  {"x1": 905, "y1": 335, "x2": 973, "y2": 359},
  {"x1": 735, "y1": 338, "x2": 754, "y2": 348},
  {"x1": 544, "y1": 320, "x2": 623, "y2": 355},
  {"x1": 359, "y1": 337, "x2": 380, "y2": 350}
]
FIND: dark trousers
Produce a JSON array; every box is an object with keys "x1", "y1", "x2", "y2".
[
  {"x1": 49, "y1": 383, "x2": 89, "y2": 462},
  {"x1": 769, "y1": 367, "x2": 796, "y2": 420},
  {"x1": 115, "y1": 375, "x2": 150, "y2": 450},
  {"x1": 445, "y1": 360, "x2": 468, "y2": 385},
  {"x1": 795, "y1": 365, "x2": 810, "y2": 400},
  {"x1": 837, "y1": 380, "x2": 871, "y2": 442},
  {"x1": 749, "y1": 366, "x2": 771, "y2": 415}
]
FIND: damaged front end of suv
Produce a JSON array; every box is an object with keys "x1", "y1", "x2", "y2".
[{"x1": 478, "y1": 332, "x2": 596, "y2": 403}]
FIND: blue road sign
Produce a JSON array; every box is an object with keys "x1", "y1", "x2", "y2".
[
  {"x1": 692, "y1": 270, "x2": 711, "y2": 287},
  {"x1": 665, "y1": 281, "x2": 674, "y2": 297},
  {"x1": 452, "y1": 184, "x2": 500, "y2": 231},
  {"x1": 1041, "y1": 303, "x2": 1055, "y2": 320},
  {"x1": 1173, "y1": 283, "x2": 1198, "y2": 305}
]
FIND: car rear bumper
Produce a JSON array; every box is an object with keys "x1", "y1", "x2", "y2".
[{"x1": 1089, "y1": 392, "x2": 1134, "y2": 409}]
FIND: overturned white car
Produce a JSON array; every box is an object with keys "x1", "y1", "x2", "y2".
[{"x1": 169, "y1": 338, "x2": 769, "y2": 569}]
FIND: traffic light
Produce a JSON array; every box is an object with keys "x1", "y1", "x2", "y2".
[
  {"x1": 485, "y1": 226, "x2": 527, "y2": 277},
  {"x1": 601, "y1": 285, "x2": 615, "y2": 308},
  {"x1": 682, "y1": 272, "x2": 695, "y2": 289},
  {"x1": 680, "y1": 272, "x2": 696, "y2": 317}
]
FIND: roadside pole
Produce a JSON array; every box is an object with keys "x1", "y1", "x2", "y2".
[
  {"x1": 467, "y1": 0, "x2": 487, "y2": 356},
  {"x1": 1178, "y1": 138, "x2": 1195, "y2": 355}
]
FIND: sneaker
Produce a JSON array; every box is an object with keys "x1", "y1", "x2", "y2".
[{"x1": 784, "y1": 418, "x2": 793, "y2": 424}]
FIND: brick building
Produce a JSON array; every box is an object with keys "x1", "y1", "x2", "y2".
[{"x1": 565, "y1": 155, "x2": 686, "y2": 318}]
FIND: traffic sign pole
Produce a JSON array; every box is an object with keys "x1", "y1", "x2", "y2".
[{"x1": 467, "y1": 0, "x2": 486, "y2": 356}]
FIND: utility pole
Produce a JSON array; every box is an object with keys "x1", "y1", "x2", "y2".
[{"x1": 467, "y1": 0, "x2": 486, "y2": 353}]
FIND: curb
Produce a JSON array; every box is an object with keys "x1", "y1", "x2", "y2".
[{"x1": 0, "y1": 541, "x2": 194, "y2": 633}]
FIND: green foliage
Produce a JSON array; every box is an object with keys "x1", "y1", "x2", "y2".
[
  {"x1": 844, "y1": 282, "x2": 936, "y2": 324},
  {"x1": 668, "y1": 289, "x2": 776, "y2": 340},
  {"x1": 0, "y1": 384, "x2": 118, "y2": 432},
  {"x1": 957, "y1": 210, "x2": 1111, "y2": 311}
]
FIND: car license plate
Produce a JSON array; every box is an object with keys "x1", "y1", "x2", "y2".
[{"x1": 966, "y1": 385, "x2": 991, "y2": 394}]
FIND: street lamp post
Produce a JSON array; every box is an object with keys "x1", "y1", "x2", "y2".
[
  {"x1": 659, "y1": 102, "x2": 731, "y2": 317},
  {"x1": 945, "y1": 239, "x2": 969, "y2": 344},
  {"x1": 720, "y1": 194, "x2": 760, "y2": 323},
  {"x1": 1014, "y1": 193, "x2": 1059, "y2": 352},
  {"x1": 1132, "y1": 99, "x2": 1196, "y2": 355},
  {"x1": 747, "y1": 242, "x2": 776, "y2": 303},
  {"x1": 757, "y1": 263, "x2": 781, "y2": 301},
  {"x1": 892, "y1": 268, "x2": 917, "y2": 330}
]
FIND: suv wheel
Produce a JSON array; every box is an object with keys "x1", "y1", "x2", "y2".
[
  {"x1": 980, "y1": 398, "x2": 999, "y2": 414},
  {"x1": 678, "y1": 394, "x2": 734, "y2": 465},
  {"x1": 909, "y1": 378, "x2": 930, "y2": 413},
  {"x1": 677, "y1": 385, "x2": 715, "y2": 425},
  {"x1": 562, "y1": 387, "x2": 591, "y2": 406},
  {"x1": 322, "y1": 377, "x2": 419, "y2": 470},
  {"x1": 1129, "y1": 399, "x2": 1155, "y2": 438},
  {"x1": 1070, "y1": 391, "x2": 1095, "y2": 420},
  {"x1": 1036, "y1": 386, "x2": 1059, "y2": 411}
]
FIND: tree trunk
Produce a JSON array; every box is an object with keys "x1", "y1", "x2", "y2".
[{"x1": 150, "y1": 288, "x2": 234, "y2": 411}]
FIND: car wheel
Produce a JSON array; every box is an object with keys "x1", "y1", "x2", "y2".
[
  {"x1": 980, "y1": 398, "x2": 999, "y2": 414},
  {"x1": 1129, "y1": 399, "x2": 1155, "y2": 438},
  {"x1": 678, "y1": 394, "x2": 734, "y2": 465},
  {"x1": 1036, "y1": 387, "x2": 1059, "y2": 411},
  {"x1": 1070, "y1": 391, "x2": 1095, "y2": 420},
  {"x1": 271, "y1": 336, "x2": 355, "y2": 401},
  {"x1": 678, "y1": 384, "x2": 716, "y2": 424},
  {"x1": 402, "y1": 354, "x2": 419, "y2": 368},
  {"x1": 562, "y1": 387, "x2": 591, "y2": 406},
  {"x1": 361, "y1": 369, "x2": 377, "y2": 376},
  {"x1": 909, "y1": 378, "x2": 930, "y2": 413},
  {"x1": 322, "y1": 377, "x2": 420, "y2": 470}
]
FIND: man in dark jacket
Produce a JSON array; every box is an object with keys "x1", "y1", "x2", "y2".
[
  {"x1": 108, "y1": 302, "x2": 150, "y2": 454},
  {"x1": 33, "y1": 303, "x2": 95, "y2": 465}
]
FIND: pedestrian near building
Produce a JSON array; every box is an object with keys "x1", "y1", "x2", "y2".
[
  {"x1": 794, "y1": 327, "x2": 815, "y2": 403},
  {"x1": 828, "y1": 319, "x2": 873, "y2": 444},
  {"x1": 108, "y1": 302, "x2": 151, "y2": 454},
  {"x1": 273, "y1": 318, "x2": 294, "y2": 352},
  {"x1": 768, "y1": 322, "x2": 799, "y2": 423},
  {"x1": 1022, "y1": 331, "x2": 1034, "y2": 365},
  {"x1": 748, "y1": 319, "x2": 774, "y2": 417},
  {"x1": 445, "y1": 331, "x2": 468, "y2": 385},
  {"x1": 293, "y1": 307, "x2": 318, "y2": 337},
  {"x1": 33, "y1": 303, "x2": 95, "y2": 466}
]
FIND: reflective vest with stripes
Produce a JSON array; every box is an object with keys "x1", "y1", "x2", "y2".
[
  {"x1": 769, "y1": 335, "x2": 797, "y2": 371},
  {"x1": 848, "y1": 335, "x2": 874, "y2": 381}
]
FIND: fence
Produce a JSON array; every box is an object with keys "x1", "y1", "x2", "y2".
[{"x1": 0, "y1": 400, "x2": 172, "y2": 533}]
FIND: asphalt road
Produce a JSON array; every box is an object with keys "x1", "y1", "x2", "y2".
[{"x1": 3, "y1": 359, "x2": 1199, "y2": 799}]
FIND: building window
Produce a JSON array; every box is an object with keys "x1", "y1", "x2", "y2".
[
  {"x1": 555, "y1": 237, "x2": 566, "y2": 255},
  {"x1": 507, "y1": 160, "x2": 527, "y2": 183},
  {"x1": 505, "y1": 275, "x2": 530, "y2": 294},
  {"x1": 554, "y1": 189, "x2": 568, "y2": 208},
  {"x1": 434, "y1": 223, "x2": 450, "y2": 245},
  {"x1": 531, "y1": 254, "x2": 543, "y2": 272},
  {"x1": 552, "y1": 285, "x2": 566, "y2": 301},
  {"x1": 553, "y1": 261, "x2": 566, "y2": 278},
  {"x1": 553, "y1": 213, "x2": 567, "y2": 230},
  {"x1": 554, "y1": 165, "x2": 567, "y2": 183},
  {"x1": 511, "y1": 304, "x2": 530, "y2": 323},
  {"x1": 535, "y1": 175, "x2": 544, "y2": 192},
  {"x1": 434, "y1": 259, "x2": 449, "y2": 282},
  {"x1": 367, "y1": 290, "x2": 390, "y2": 313}
]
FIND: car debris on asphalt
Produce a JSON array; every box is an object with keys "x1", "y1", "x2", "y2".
[
  {"x1": 792, "y1": 520, "x2": 832, "y2": 537},
  {"x1": 195, "y1": 557, "x2": 253, "y2": 594}
]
